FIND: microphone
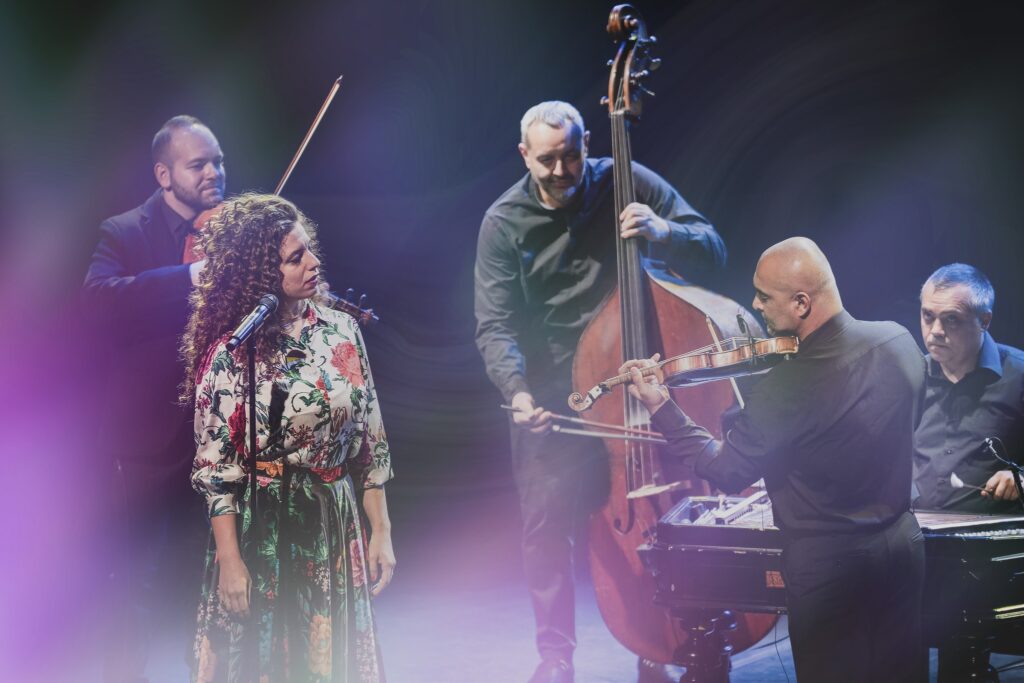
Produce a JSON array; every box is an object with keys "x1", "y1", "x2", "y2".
[{"x1": 225, "y1": 294, "x2": 279, "y2": 351}]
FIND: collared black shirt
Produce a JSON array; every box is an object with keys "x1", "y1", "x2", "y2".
[
  {"x1": 651, "y1": 311, "x2": 926, "y2": 537},
  {"x1": 913, "y1": 332, "x2": 1024, "y2": 514},
  {"x1": 474, "y1": 157, "x2": 726, "y2": 403},
  {"x1": 159, "y1": 193, "x2": 194, "y2": 259}
]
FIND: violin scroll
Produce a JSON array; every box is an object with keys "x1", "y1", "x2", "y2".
[{"x1": 568, "y1": 384, "x2": 610, "y2": 413}]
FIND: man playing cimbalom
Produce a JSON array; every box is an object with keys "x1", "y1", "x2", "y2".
[
  {"x1": 623, "y1": 238, "x2": 928, "y2": 683},
  {"x1": 913, "y1": 263, "x2": 1024, "y2": 681},
  {"x1": 914, "y1": 263, "x2": 1024, "y2": 514}
]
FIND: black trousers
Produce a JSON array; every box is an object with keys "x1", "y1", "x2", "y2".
[
  {"x1": 103, "y1": 429, "x2": 208, "y2": 683},
  {"x1": 783, "y1": 511, "x2": 927, "y2": 683},
  {"x1": 511, "y1": 412, "x2": 609, "y2": 663}
]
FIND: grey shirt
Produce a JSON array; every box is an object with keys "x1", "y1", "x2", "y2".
[{"x1": 474, "y1": 157, "x2": 726, "y2": 403}]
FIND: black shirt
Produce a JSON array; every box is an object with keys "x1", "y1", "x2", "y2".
[
  {"x1": 913, "y1": 332, "x2": 1024, "y2": 514},
  {"x1": 474, "y1": 157, "x2": 726, "y2": 403},
  {"x1": 651, "y1": 311, "x2": 926, "y2": 537},
  {"x1": 159, "y1": 192, "x2": 195, "y2": 259}
]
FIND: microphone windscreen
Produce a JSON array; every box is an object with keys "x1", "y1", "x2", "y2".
[{"x1": 260, "y1": 293, "x2": 279, "y2": 311}]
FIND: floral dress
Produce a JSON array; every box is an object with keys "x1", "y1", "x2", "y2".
[{"x1": 190, "y1": 300, "x2": 392, "y2": 683}]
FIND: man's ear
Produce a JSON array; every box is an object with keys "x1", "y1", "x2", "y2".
[
  {"x1": 582, "y1": 130, "x2": 591, "y2": 156},
  {"x1": 794, "y1": 291, "x2": 811, "y2": 319},
  {"x1": 154, "y1": 162, "x2": 171, "y2": 191},
  {"x1": 979, "y1": 311, "x2": 993, "y2": 331}
]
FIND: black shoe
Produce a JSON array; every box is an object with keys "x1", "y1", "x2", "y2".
[
  {"x1": 528, "y1": 659, "x2": 574, "y2": 683},
  {"x1": 637, "y1": 657, "x2": 675, "y2": 683}
]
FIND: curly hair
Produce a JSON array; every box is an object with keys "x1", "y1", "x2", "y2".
[{"x1": 179, "y1": 192, "x2": 329, "y2": 404}]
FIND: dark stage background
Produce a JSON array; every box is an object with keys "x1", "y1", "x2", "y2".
[{"x1": 2, "y1": 0, "x2": 1023, "y2": 680}]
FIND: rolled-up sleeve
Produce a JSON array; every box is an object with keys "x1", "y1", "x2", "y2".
[
  {"x1": 191, "y1": 341, "x2": 248, "y2": 517},
  {"x1": 347, "y1": 320, "x2": 394, "y2": 490}
]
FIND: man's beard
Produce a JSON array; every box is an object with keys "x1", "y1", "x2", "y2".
[
  {"x1": 171, "y1": 176, "x2": 224, "y2": 213},
  {"x1": 542, "y1": 178, "x2": 581, "y2": 207}
]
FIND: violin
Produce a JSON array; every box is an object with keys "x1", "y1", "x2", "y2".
[
  {"x1": 570, "y1": 314, "x2": 797, "y2": 412},
  {"x1": 189, "y1": 77, "x2": 378, "y2": 326}
]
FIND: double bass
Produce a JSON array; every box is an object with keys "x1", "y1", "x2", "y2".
[{"x1": 573, "y1": 4, "x2": 777, "y2": 667}]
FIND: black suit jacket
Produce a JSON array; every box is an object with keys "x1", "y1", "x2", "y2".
[{"x1": 83, "y1": 190, "x2": 195, "y2": 470}]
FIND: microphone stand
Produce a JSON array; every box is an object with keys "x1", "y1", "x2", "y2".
[
  {"x1": 984, "y1": 438, "x2": 1024, "y2": 512},
  {"x1": 245, "y1": 338, "x2": 261, "y2": 681}
]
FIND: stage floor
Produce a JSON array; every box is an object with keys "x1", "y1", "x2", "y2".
[{"x1": 120, "y1": 577, "x2": 1022, "y2": 682}]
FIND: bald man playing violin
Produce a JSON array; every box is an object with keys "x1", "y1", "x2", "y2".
[{"x1": 623, "y1": 237, "x2": 928, "y2": 683}]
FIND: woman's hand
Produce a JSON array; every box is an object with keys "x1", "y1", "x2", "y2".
[
  {"x1": 217, "y1": 554, "x2": 252, "y2": 617},
  {"x1": 368, "y1": 529, "x2": 396, "y2": 597},
  {"x1": 619, "y1": 353, "x2": 670, "y2": 414}
]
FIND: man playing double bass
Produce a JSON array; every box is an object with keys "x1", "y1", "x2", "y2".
[
  {"x1": 622, "y1": 237, "x2": 928, "y2": 683},
  {"x1": 474, "y1": 100, "x2": 725, "y2": 683}
]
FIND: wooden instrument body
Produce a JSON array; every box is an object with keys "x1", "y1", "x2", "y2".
[{"x1": 574, "y1": 270, "x2": 777, "y2": 663}]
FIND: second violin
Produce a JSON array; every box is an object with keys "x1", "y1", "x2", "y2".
[{"x1": 569, "y1": 315, "x2": 798, "y2": 412}]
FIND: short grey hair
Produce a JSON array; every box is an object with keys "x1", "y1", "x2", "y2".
[
  {"x1": 922, "y1": 263, "x2": 995, "y2": 318},
  {"x1": 520, "y1": 101, "x2": 585, "y2": 146}
]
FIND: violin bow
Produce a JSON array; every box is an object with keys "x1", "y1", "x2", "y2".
[
  {"x1": 269, "y1": 76, "x2": 378, "y2": 325},
  {"x1": 274, "y1": 76, "x2": 343, "y2": 195}
]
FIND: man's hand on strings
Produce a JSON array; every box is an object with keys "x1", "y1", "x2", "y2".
[
  {"x1": 619, "y1": 353, "x2": 670, "y2": 414},
  {"x1": 619, "y1": 203, "x2": 670, "y2": 243}
]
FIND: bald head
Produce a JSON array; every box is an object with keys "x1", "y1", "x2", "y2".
[{"x1": 752, "y1": 237, "x2": 843, "y2": 338}]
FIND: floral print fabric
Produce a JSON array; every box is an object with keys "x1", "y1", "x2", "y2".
[{"x1": 190, "y1": 301, "x2": 392, "y2": 682}]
